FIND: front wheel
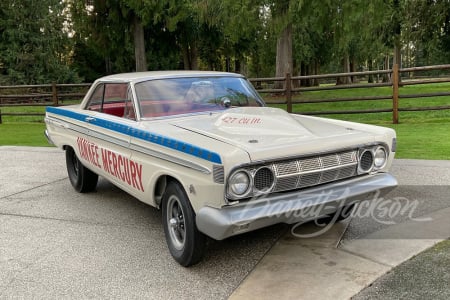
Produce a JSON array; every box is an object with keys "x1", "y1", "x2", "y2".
[
  {"x1": 66, "y1": 147, "x2": 98, "y2": 193},
  {"x1": 162, "y1": 182, "x2": 206, "y2": 267}
]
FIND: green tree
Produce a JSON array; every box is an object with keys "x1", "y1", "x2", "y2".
[
  {"x1": 0, "y1": 0, "x2": 78, "y2": 84},
  {"x1": 70, "y1": 0, "x2": 135, "y2": 78}
]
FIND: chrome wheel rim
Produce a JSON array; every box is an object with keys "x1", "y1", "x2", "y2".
[{"x1": 166, "y1": 195, "x2": 186, "y2": 250}]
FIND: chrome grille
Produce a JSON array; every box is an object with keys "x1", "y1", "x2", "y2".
[
  {"x1": 275, "y1": 160, "x2": 299, "y2": 176},
  {"x1": 254, "y1": 167, "x2": 275, "y2": 191},
  {"x1": 213, "y1": 165, "x2": 224, "y2": 183},
  {"x1": 263, "y1": 150, "x2": 358, "y2": 193}
]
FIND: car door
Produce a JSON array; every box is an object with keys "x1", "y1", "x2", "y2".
[{"x1": 81, "y1": 82, "x2": 143, "y2": 195}]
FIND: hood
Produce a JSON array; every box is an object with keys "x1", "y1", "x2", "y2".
[{"x1": 170, "y1": 107, "x2": 377, "y2": 161}]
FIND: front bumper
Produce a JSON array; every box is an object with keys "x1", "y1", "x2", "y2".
[
  {"x1": 196, "y1": 173, "x2": 397, "y2": 240},
  {"x1": 44, "y1": 129, "x2": 54, "y2": 145}
]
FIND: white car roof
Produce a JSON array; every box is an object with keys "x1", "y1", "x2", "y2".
[{"x1": 97, "y1": 71, "x2": 244, "y2": 84}]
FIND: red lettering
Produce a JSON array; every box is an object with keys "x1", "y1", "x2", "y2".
[
  {"x1": 239, "y1": 117, "x2": 250, "y2": 124},
  {"x1": 118, "y1": 155, "x2": 125, "y2": 181},
  {"x1": 123, "y1": 157, "x2": 131, "y2": 185},
  {"x1": 101, "y1": 148, "x2": 109, "y2": 172},
  {"x1": 76, "y1": 137, "x2": 83, "y2": 156},
  {"x1": 94, "y1": 145, "x2": 100, "y2": 167},
  {"x1": 251, "y1": 118, "x2": 261, "y2": 124},
  {"x1": 75, "y1": 137, "x2": 101, "y2": 168},
  {"x1": 111, "y1": 152, "x2": 119, "y2": 178},
  {"x1": 88, "y1": 143, "x2": 94, "y2": 164},
  {"x1": 76, "y1": 137, "x2": 144, "y2": 192},
  {"x1": 222, "y1": 117, "x2": 238, "y2": 124},
  {"x1": 83, "y1": 139, "x2": 89, "y2": 161},
  {"x1": 130, "y1": 161, "x2": 138, "y2": 189},
  {"x1": 107, "y1": 151, "x2": 113, "y2": 174},
  {"x1": 222, "y1": 116, "x2": 261, "y2": 126},
  {"x1": 135, "y1": 164, "x2": 144, "y2": 192}
]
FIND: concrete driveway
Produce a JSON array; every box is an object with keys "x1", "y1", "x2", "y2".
[
  {"x1": 0, "y1": 147, "x2": 285, "y2": 299},
  {"x1": 1, "y1": 146, "x2": 449, "y2": 299}
]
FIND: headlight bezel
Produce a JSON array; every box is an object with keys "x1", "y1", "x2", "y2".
[
  {"x1": 227, "y1": 169, "x2": 252, "y2": 199},
  {"x1": 357, "y1": 144, "x2": 389, "y2": 174},
  {"x1": 226, "y1": 166, "x2": 276, "y2": 201},
  {"x1": 373, "y1": 146, "x2": 388, "y2": 169}
]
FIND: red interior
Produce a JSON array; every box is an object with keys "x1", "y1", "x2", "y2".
[{"x1": 103, "y1": 102, "x2": 125, "y2": 117}]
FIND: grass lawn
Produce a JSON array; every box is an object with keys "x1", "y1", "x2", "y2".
[
  {"x1": 1, "y1": 82, "x2": 449, "y2": 159},
  {"x1": 264, "y1": 82, "x2": 450, "y2": 160},
  {"x1": 0, "y1": 123, "x2": 50, "y2": 146},
  {"x1": 384, "y1": 122, "x2": 450, "y2": 159}
]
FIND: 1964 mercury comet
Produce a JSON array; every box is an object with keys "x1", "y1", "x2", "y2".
[{"x1": 45, "y1": 71, "x2": 397, "y2": 266}]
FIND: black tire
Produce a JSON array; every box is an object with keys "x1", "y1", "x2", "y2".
[
  {"x1": 66, "y1": 147, "x2": 98, "y2": 193},
  {"x1": 162, "y1": 181, "x2": 206, "y2": 267},
  {"x1": 317, "y1": 203, "x2": 356, "y2": 225}
]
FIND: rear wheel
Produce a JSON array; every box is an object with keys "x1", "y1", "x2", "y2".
[
  {"x1": 162, "y1": 181, "x2": 206, "y2": 267},
  {"x1": 66, "y1": 147, "x2": 98, "y2": 193}
]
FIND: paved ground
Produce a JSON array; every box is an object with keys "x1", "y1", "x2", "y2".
[
  {"x1": 0, "y1": 146, "x2": 285, "y2": 299},
  {"x1": 230, "y1": 159, "x2": 450, "y2": 299},
  {"x1": 1, "y1": 146, "x2": 449, "y2": 299},
  {"x1": 353, "y1": 240, "x2": 450, "y2": 300}
]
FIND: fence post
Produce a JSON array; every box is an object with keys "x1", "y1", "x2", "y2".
[
  {"x1": 0, "y1": 109, "x2": 2, "y2": 124},
  {"x1": 392, "y1": 64, "x2": 399, "y2": 124},
  {"x1": 52, "y1": 82, "x2": 59, "y2": 106},
  {"x1": 286, "y1": 73, "x2": 292, "y2": 113}
]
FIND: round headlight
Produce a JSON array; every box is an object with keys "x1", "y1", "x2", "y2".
[
  {"x1": 374, "y1": 147, "x2": 387, "y2": 168},
  {"x1": 229, "y1": 171, "x2": 251, "y2": 196}
]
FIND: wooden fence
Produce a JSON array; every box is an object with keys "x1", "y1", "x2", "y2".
[
  {"x1": 1, "y1": 64, "x2": 450, "y2": 124},
  {"x1": 249, "y1": 64, "x2": 450, "y2": 124},
  {"x1": 0, "y1": 83, "x2": 91, "y2": 123}
]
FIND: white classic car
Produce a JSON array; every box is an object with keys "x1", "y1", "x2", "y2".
[{"x1": 45, "y1": 71, "x2": 397, "y2": 266}]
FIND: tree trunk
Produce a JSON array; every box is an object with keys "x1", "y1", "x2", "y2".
[
  {"x1": 308, "y1": 64, "x2": 314, "y2": 87},
  {"x1": 337, "y1": 55, "x2": 351, "y2": 85},
  {"x1": 225, "y1": 56, "x2": 231, "y2": 72},
  {"x1": 275, "y1": 23, "x2": 293, "y2": 89},
  {"x1": 300, "y1": 62, "x2": 307, "y2": 87},
  {"x1": 393, "y1": 0, "x2": 401, "y2": 83},
  {"x1": 313, "y1": 61, "x2": 320, "y2": 86},
  {"x1": 383, "y1": 54, "x2": 391, "y2": 83},
  {"x1": 350, "y1": 57, "x2": 359, "y2": 83},
  {"x1": 105, "y1": 56, "x2": 112, "y2": 74},
  {"x1": 182, "y1": 43, "x2": 198, "y2": 70},
  {"x1": 190, "y1": 45, "x2": 198, "y2": 70},
  {"x1": 368, "y1": 59, "x2": 374, "y2": 83},
  {"x1": 133, "y1": 15, "x2": 147, "y2": 72},
  {"x1": 182, "y1": 46, "x2": 190, "y2": 70},
  {"x1": 234, "y1": 58, "x2": 241, "y2": 73}
]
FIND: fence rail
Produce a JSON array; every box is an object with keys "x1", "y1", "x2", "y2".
[
  {"x1": 2, "y1": 64, "x2": 450, "y2": 124},
  {"x1": 0, "y1": 83, "x2": 91, "y2": 106},
  {"x1": 249, "y1": 64, "x2": 450, "y2": 123}
]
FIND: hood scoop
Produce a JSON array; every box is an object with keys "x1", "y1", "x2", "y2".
[
  {"x1": 170, "y1": 107, "x2": 362, "y2": 158},
  {"x1": 170, "y1": 107, "x2": 315, "y2": 145}
]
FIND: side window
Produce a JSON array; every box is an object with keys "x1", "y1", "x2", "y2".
[
  {"x1": 86, "y1": 84, "x2": 104, "y2": 112},
  {"x1": 104, "y1": 83, "x2": 128, "y2": 102},
  {"x1": 123, "y1": 87, "x2": 137, "y2": 120},
  {"x1": 85, "y1": 83, "x2": 132, "y2": 118}
]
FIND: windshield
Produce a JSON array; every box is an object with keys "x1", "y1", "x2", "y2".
[{"x1": 134, "y1": 77, "x2": 265, "y2": 118}]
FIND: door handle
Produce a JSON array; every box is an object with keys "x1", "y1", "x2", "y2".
[{"x1": 85, "y1": 116, "x2": 95, "y2": 123}]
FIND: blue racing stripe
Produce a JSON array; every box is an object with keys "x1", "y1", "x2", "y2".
[{"x1": 46, "y1": 106, "x2": 222, "y2": 164}]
